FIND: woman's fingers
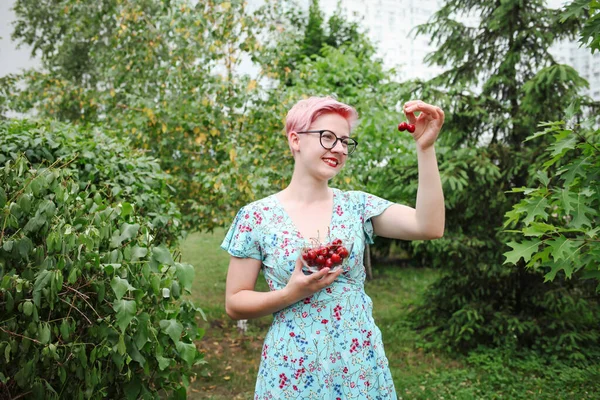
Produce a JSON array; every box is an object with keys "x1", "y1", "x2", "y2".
[
  {"x1": 312, "y1": 267, "x2": 330, "y2": 281},
  {"x1": 404, "y1": 100, "x2": 442, "y2": 120},
  {"x1": 318, "y1": 268, "x2": 343, "y2": 288},
  {"x1": 294, "y1": 257, "x2": 304, "y2": 272}
]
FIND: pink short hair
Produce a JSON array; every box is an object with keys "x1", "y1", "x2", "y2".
[{"x1": 285, "y1": 96, "x2": 359, "y2": 137}]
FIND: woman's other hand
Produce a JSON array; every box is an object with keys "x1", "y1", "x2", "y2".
[{"x1": 403, "y1": 100, "x2": 445, "y2": 151}]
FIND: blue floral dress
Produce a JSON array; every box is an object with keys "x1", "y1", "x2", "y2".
[{"x1": 221, "y1": 188, "x2": 398, "y2": 399}]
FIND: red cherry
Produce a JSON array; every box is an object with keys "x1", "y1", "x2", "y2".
[
  {"x1": 316, "y1": 255, "x2": 326, "y2": 265},
  {"x1": 337, "y1": 247, "x2": 349, "y2": 258},
  {"x1": 307, "y1": 250, "x2": 317, "y2": 260},
  {"x1": 330, "y1": 253, "x2": 342, "y2": 265},
  {"x1": 398, "y1": 122, "x2": 408, "y2": 131},
  {"x1": 332, "y1": 238, "x2": 342, "y2": 246},
  {"x1": 302, "y1": 252, "x2": 311, "y2": 262},
  {"x1": 319, "y1": 247, "x2": 328, "y2": 256},
  {"x1": 325, "y1": 258, "x2": 334, "y2": 269},
  {"x1": 407, "y1": 124, "x2": 416, "y2": 133}
]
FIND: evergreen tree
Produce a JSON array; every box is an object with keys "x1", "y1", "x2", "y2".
[{"x1": 395, "y1": 0, "x2": 600, "y2": 359}]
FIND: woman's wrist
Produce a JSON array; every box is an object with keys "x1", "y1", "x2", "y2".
[
  {"x1": 416, "y1": 142, "x2": 436, "y2": 154},
  {"x1": 280, "y1": 286, "x2": 296, "y2": 308}
]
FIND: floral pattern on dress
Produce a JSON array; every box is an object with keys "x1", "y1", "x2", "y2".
[{"x1": 221, "y1": 189, "x2": 397, "y2": 399}]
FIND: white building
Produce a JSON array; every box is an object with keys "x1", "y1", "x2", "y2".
[
  {"x1": 303, "y1": 0, "x2": 599, "y2": 99},
  {"x1": 297, "y1": 0, "x2": 445, "y2": 81},
  {"x1": 3, "y1": 0, "x2": 598, "y2": 99},
  {"x1": 550, "y1": 41, "x2": 600, "y2": 100}
]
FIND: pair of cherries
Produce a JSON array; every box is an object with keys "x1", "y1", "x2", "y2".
[{"x1": 398, "y1": 122, "x2": 416, "y2": 133}]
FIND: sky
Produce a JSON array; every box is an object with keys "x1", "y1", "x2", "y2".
[{"x1": 0, "y1": 0, "x2": 42, "y2": 76}]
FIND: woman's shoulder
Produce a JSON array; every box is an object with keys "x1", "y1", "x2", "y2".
[
  {"x1": 238, "y1": 193, "x2": 278, "y2": 214},
  {"x1": 334, "y1": 188, "x2": 369, "y2": 202}
]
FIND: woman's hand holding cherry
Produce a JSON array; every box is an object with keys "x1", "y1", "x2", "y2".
[
  {"x1": 283, "y1": 257, "x2": 343, "y2": 304},
  {"x1": 399, "y1": 100, "x2": 445, "y2": 151}
]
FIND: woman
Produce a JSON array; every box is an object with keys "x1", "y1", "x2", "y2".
[{"x1": 221, "y1": 96, "x2": 445, "y2": 399}]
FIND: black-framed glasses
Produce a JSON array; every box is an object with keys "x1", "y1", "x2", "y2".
[{"x1": 296, "y1": 130, "x2": 358, "y2": 155}]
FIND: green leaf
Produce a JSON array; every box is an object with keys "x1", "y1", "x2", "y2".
[
  {"x1": 117, "y1": 334, "x2": 126, "y2": 355},
  {"x1": 0, "y1": 187, "x2": 6, "y2": 208},
  {"x1": 67, "y1": 268, "x2": 78, "y2": 284},
  {"x1": 23, "y1": 301, "x2": 33, "y2": 316},
  {"x1": 120, "y1": 202, "x2": 134, "y2": 218},
  {"x1": 522, "y1": 197, "x2": 550, "y2": 225},
  {"x1": 58, "y1": 367, "x2": 66, "y2": 384},
  {"x1": 544, "y1": 259, "x2": 572, "y2": 282},
  {"x1": 503, "y1": 240, "x2": 541, "y2": 265},
  {"x1": 60, "y1": 319, "x2": 70, "y2": 340},
  {"x1": 522, "y1": 222, "x2": 556, "y2": 237},
  {"x1": 33, "y1": 270, "x2": 52, "y2": 307},
  {"x1": 571, "y1": 193, "x2": 595, "y2": 228},
  {"x1": 535, "y1": 170, "x2": 549, "y2": 186},
  {"x1": 131, "y1": 246, "x2": 148, "y2": 261},
  {"x1": 5, "y1": 291, "x2": 14, "y2": 312},
  {"x1": 110, "y1": 223, "x2": 140, "y2": 248},
  {"x1": 548, "y1": 134, "x2": 577, "y2": 157},
  {"x1": 560, "y1": 155, "x2": 591, "y2": 186},
  {"x1": 152, "y1": 245, "x2": 174, "y2": 266},
  {"x1": 124, "y1": 376, "x2": 141, "y2": 400},
  {"x1": 113, "y1": 300, "x2": 137, "y2": 332},
  {"x1": 156, "y1": 355, "x2": 172, "y2": 371},
  {"x1": 23, "y1": 215, "x2": 46, "y2": 234},
  {"x1": 561, "y1": 188, "x2": 578, "y2": 215},
  {"x1": 111, "y1": 276, "x2": 132, "y2": 301},
  {"x1": 120, "y1": 223, "x2": 140, "y2": 242},
  {"x1": 160, "y1": 319, "x2": 183, "y2": 344},
  {"x1": 38, "y1": 322, "x2": 51, "y2": 344},
  {"x1": 547, "y1": 236, "x2": 578, "y2": 262},
  {"x1": 17, "y1": 237, "x2": 34, "y2": 259},
  {"x1": 176, "y1": 263, "x2": 194, "y2": 291},
  {"x1": 128, "y1": 340, "x2": 146, "y2": 366},
  {"x1": 176, "y1": 341, "x2": 197, "y2": 366},
  {"x1": 134, "y1": 313, "x2": 150, "y2": 350}
]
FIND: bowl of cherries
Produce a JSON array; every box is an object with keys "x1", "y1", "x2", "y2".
[{"x1": 300, "y1": 237, "x2": 354, "y2": 274}]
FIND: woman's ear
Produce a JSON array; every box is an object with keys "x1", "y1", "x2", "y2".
[{"x1": 289, "y1": 131, "x2": 300, "y2": 154}]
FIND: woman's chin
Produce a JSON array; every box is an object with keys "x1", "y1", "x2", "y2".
[{"x1": 318, "y1": 167, "x2": 342, "y2": 181}]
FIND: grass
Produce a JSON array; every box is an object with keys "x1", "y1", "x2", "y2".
[{"x1": 180, "y1": 229, "x2": 600, "y2": 399}]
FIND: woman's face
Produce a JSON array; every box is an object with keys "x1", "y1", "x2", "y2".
[{"x1": 293, "y1": 112, "x2": 351, "y2": 180}]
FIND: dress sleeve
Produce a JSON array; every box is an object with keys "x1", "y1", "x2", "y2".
[
  {"x1": 359, "y1": 191, "x2": 394, "y2": 244},
  {"x1": 220, "y1": 206, "x2": 263, "y2": 261}
]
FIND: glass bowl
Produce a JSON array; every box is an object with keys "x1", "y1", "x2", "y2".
[{"x1": 300, "y1": 238, "x2": 355, "y2": 274}]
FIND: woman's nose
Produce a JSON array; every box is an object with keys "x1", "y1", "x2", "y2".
[{"x1": 330, "y1": 140, "x2": 346, "y2": 154}]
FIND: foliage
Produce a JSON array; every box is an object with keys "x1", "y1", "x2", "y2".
[
  {"x1": 6, "y1": 0, "x2": 265, "y2": 231},
  {"x1": 0, "y1": 120, "x2": 203, "y2": 399},
  {"x1": 4, "y1": 0, "x2": 387, "y2": 233},
  {"x1": 395, "y1": 0, "x2": 600, "y2": 357},
  {"x1": 503, "y1": 0, "x2": 600, "y2": 290},
  {"x1": 503, "y1": 110, "x2": 600, "y2": 289},
  {"x1": 561, "y1": 0, "x2": 600, "y2": 53}
]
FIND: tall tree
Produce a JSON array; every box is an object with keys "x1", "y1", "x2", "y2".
[
  {"x1": 503, "y1": 1, "x2": 600, "y2": 290},
  {"x1": 389, "y1": 0, "x2": 600, "y2": 359}
]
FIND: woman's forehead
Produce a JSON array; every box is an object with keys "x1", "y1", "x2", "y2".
[{"x1": 309, "y1": 113, "x2": 351, "y2": 133}]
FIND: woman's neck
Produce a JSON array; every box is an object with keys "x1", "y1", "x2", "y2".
[{"x1": 279, "y1": 169, "x2": 331, "y2": 205}]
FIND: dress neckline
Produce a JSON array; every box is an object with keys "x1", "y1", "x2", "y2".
[{"x1": 272, "y1": 188, "x2": 338, "y2": 242}]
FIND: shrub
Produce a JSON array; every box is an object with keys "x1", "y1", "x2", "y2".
[{"x1": 0, "y1": 120, "x2": 203, "y2": 399}]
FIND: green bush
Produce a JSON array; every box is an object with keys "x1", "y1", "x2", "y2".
[{"x1": 0, "y1": 120, "x2": 203, "y2": 399}]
